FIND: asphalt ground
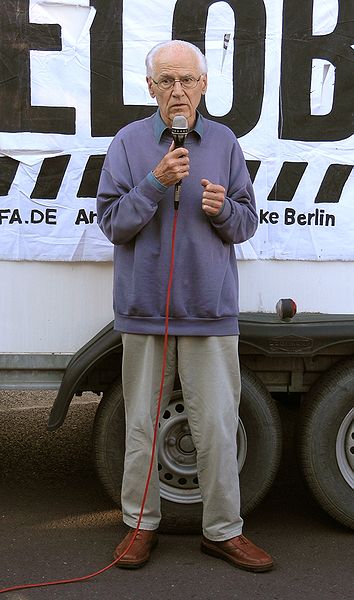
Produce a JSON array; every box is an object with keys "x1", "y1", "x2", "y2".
[{"x1": 0, "y1": 391, "x2": 352, "y2": 600}]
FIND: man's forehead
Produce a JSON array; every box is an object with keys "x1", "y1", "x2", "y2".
[{"x1": 153, "y1": 47, "x2": 199, "y2": 73}]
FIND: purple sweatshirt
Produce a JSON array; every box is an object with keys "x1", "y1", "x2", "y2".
[{"x1": 97, "y1": 111, "x2": 258, "y2": 336}]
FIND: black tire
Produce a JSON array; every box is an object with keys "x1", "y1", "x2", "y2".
[
  {"x1": 298, "y1": 357, "x2": 354, "y2": 529},
  {"x1": 92, "y1": 364, "x2": 282, "y2": 533}
]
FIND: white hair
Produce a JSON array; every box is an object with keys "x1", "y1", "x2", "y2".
[{"x1": 145, "y1": 40, "x2": 207, "y2": 77}]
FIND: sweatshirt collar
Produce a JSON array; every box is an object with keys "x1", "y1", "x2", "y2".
[{"x1": 153, "y1": 109, "x2": 204, "y2": 143}]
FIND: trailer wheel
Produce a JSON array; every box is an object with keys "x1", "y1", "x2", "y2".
[
  {"x1": 92, "y1": 365, "x2": 282, "y2": 533},
  {"x1": 298, "y1": 357, "x2": 354, "y2": 529}
]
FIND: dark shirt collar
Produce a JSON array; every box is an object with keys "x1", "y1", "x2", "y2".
[{"x1": 153, "y1": 109, "x2": 204, "y2": 143}]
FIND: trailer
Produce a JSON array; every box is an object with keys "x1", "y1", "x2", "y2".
[{"x1": 1, "y1": 0, "x2": 353, "y2": 530}]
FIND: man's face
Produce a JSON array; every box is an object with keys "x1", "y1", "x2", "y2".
[{"x1": 146, "y1": 46, "x2": 207, "y2": 129}]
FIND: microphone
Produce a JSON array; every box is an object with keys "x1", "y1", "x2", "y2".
[
  {"x1": 171, "y1": 115, "x2": 188, "y2": 209},
  {"x1": 171, "y1": 114, "x2": 189, "y2": 148}
]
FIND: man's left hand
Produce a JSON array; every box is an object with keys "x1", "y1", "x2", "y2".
[{"x1": 201, "y1": 179, "x2": 225, "y2": 216}]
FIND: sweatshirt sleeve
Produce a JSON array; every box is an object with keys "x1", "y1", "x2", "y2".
[
  {"x1": 208, "y1": 138, "x2": 258, "y2": 244},
  {"x1": 96, "y1": 135, "x2": 166, "y2": 245}
]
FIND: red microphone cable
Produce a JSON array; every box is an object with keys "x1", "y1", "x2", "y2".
[{"x1": 0, "y1": 208, "x2": 180, "y2": 595}]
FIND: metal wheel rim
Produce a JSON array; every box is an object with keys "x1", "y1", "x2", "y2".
[
  {"x1": 158, "y1": 396, "x2": 247, "y2": 504},
  {"x1": 335, "y1": 407, "x2": 354, "y2": 490}
]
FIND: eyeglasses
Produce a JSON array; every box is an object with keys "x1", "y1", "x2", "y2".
[{"x1": 152, "y1": 75, "x2": 203, "y2": 91}]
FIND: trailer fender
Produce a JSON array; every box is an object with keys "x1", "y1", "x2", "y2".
[{"x1": 48, "y1": 322, "x2": 122, "y2": 431}]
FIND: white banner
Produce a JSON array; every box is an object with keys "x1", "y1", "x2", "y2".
[{"x1": 0, "y1": 0, "x2": 353, "y2": 261}]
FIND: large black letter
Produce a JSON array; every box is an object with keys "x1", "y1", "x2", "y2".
[
  {"x1": 90, "y1": 0, "x2": 154, "y2": 137},
  {"x1": 280, "y1": 0, "x2": 354, "y2": 141},
  {"x1": 173, "y1": 0, "x2": 266, "y2": 137},
  {"x1": 0, "y1": 0, "x2": 75, "y2": 133}
]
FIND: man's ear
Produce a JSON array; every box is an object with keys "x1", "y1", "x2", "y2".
[
  {"x1": 201, "y1": 74, "x2": 208, "y2": 95},
  {"x1": 146, "y1": 76, "x2": 155, "y2": 98}
]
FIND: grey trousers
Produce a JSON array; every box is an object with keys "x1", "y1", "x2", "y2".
[{"x1": 121, "y1": 333, "x2": 243, "y2": 541}]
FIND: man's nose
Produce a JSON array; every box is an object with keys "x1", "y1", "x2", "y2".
[{"x1": 172, "y1": 80, "x2": 184, "y2": 95}]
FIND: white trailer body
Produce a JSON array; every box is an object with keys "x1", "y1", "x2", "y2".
[{"x1": 1, "y1": 260, "x2": 354, "y2": 355}]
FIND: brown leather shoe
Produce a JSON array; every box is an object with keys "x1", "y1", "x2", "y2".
[
  {"x1": 201, "y1": 534, "x2": 273, "y2": 572},
  {"x1": 113, "y1": 528, "x2": 158, "y2": 569}
]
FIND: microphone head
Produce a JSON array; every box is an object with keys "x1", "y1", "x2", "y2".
[
  {"x1": 172, "y1": 115, "x2": 188, "y2": 132},
  {"x1": 171, "y1": 115, "x2": 188, "y2": 147}
]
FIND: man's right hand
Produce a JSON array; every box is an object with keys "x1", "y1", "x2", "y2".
[{"x1": 152, "y1": 142, "x2": 189, "y2": 187}]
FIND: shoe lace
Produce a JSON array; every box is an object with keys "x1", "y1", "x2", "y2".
[
  {"x1": 133, "y1": 529, "x2": 154, "y2": 542},
  {"x1": 238, "y1": 535, "x2": 249, "y2": 545}
]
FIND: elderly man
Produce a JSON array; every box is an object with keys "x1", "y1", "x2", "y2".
[{"x1": 97, "y1": 40, "x2": 273, "y2": 572}]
